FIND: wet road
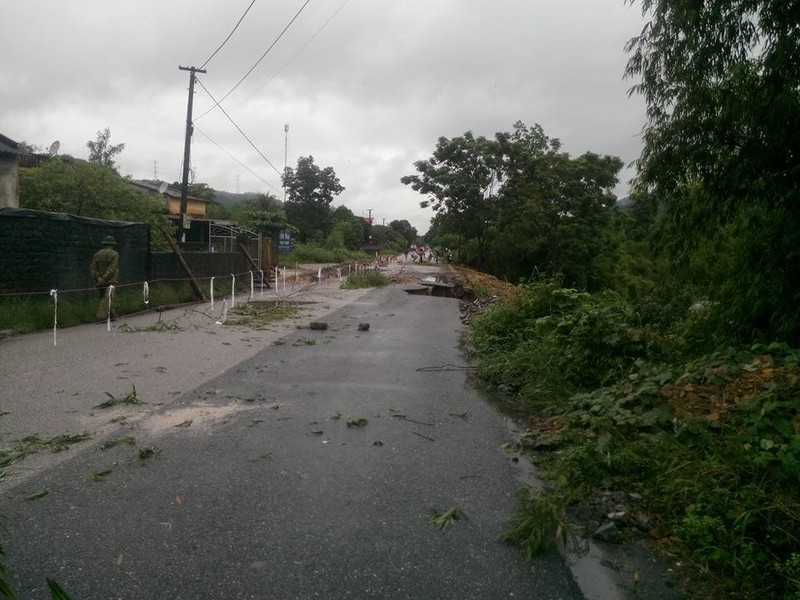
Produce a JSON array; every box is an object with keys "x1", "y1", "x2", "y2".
[{"x1": 1, "y1": 283, "x2": 584, "y2": 599}]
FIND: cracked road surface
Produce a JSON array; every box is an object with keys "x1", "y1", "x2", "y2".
[{"x1": 1, "y1": 278, "x2": 584, "y2": 599}]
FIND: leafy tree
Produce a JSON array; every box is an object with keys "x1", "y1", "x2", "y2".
[
  {"x1": 626, "y1": 0, "x2": 800, "y2": 342},
  {"x1": 401, "y1": 132, "x2": 501, "y2": 266},
  {"x1": 406, "y1": 122, "x2": 623, "y2": 288},
  {"x1": 188, "y1": 182, "x2": 216, "y2": 203},
  {"x1": 231, "y1": 193, "x2": 291, "y2": 235},
  {"x1": 86, "y1": 128, "x2": 125, "y2": 172},
  {"x1": 327, "y1": 205, "x2": 365, "y2": 251},
  {"x1": 389, "y1": 219, "x2": 417, "y2": 248},
  {"x1": 18, "y1": 158, "x2": 173, "y2": 249},
  {"x1": 282, "y1": 156, "x2": 344, "y2": 243}
]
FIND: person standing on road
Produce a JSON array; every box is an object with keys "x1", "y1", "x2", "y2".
[{"x1": 90, "y1": 235, "x2": 119, "y2": 320}]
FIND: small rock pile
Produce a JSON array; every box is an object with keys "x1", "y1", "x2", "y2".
[
  {"x1": 569, "y1": 490, "x2": 654, "y2": 545},
  {"x1": 459, "y1": 294, "x2": 498, "y2": 324}
]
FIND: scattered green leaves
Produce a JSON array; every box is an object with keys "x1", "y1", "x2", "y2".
[
  {"x1": 137, "y1": 447, "x2": 161, "y2": 461},
  {"x1": 98, "y1": 436, "x2": 136, "y2": 451},
  {"x1": 24, "y1": 489, "x2": 50, "y2": 502},
  {"x1": 429, "y1": 507, "x2": 466, "y2": 532},
  {"x1": 94, "y1": 384, "x2": 143, "y2": 409}
]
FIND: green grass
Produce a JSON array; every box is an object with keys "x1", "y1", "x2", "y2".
[
  {"x1": 279, "y1": 243, "x2": 371, "y2": 265},
  {"x1": 341, "y1": 271, "x2": 391, "y2": 289}
]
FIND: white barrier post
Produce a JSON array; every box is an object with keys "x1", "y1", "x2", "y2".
[
  {"x1": 230, "y1": 274, "x2": 236, "y2": 308},
  {"x1": 317, "y1": 267, "x2": 322, "y2": 284},
  {"x1": 259, "y1": 270, "x2": 264, "y2": 299},
  {"x1": 249, "y1": 271, "x2": 254, "y2": 301},
  {"x1": 143, "y1": 282, "x2": 150, "y2": 306},
  {"x1": 210, "y1": 277, "x2": 215, "y2": 311},
  {"x1": 50, "y1": 289, "x2": 58, "y2": 346},
  {"x1": 106, "y1": 285, "x2": 115, "y2": 332},
  {"x1": 275, "y1": 267, "x2": 279, "y2": 296},
  {"x1": 282, "y1": 266, "x2": 287, "y2": 294}
]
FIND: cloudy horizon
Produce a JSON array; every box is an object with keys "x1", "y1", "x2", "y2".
[{"x1": 2, "y1": 0, "x2": 648, "y2": 233}]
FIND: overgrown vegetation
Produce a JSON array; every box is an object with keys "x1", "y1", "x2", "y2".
[{"x1": 467, "y1": 280, "x2": 800, "y2": 598}]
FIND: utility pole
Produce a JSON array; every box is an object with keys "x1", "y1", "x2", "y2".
[
  {"x1": 178, "y1": 65, "x2": 206, "y2": 243},
  {"x1": 283, "y1": 123, "x2": 289, "y2": 203}
]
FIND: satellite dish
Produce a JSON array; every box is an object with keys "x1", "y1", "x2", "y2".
[
  {"x1": 48, "y1": 141, "x2": 60, "y2": 156},
  {"x1": 158, "y1": 182, "x2": 169, "y2": 194}
]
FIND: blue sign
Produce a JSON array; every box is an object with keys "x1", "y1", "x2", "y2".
[{"x1": 278, "y1": 230, "x2": 292, "y2": 252}]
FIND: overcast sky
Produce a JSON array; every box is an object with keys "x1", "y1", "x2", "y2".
[{"x1": 2, "y1": 0, "x2": 648, "y2": 233}]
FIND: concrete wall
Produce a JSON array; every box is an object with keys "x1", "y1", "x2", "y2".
[{"x1": 0, "y1": 208, "x2": 251, "y2": 296}]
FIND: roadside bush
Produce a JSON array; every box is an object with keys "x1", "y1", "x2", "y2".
[
  {"x1": 467, "y1": 280, "x2": 654, "y2": 408},
  {"x1": 467, "y1": 276, "x2": 800, "y2": 598}
]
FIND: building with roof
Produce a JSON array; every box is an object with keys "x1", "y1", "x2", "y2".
[
  {"x1": 128, "y1": 179, "x2": 208, "y2": 219},
  {"x1": 0, "y1": 133, "x2": 20, "y2": 208}
]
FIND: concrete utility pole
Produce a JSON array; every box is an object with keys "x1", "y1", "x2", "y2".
[
  {"x1": 283, "y1": 123, "x2": 289, "y2": 203},
  {"x1": 178, "y1": 65, "x2": 207, "y2": 243}
]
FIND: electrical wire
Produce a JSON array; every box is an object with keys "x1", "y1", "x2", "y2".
[
  {"x1": 195, "y1": 77, "x2": 284, "y2": 180},
  {"x1": 200, "y1": 0, "x2": 259, "y2": 70},
  {"x1": 196, "y1": 0, "x2": 312, "y2": 121},
  {"x1": 233, "y1": 0, "x2": 351, "y2": 110},
  {"x1": 194, "y1": 126, "x2": 282, "y2": 194}
]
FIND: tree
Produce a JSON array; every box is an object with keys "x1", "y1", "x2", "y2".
[
  {"x1": 18, "y1": 158, "x2": 173, "y2": 249},
  {"x1": 401, "y1": 132, "x2": 501, "y2": 266},
  {"x1": 489, "y1": 123, "x2": 622, "y2": 288},
  {"x1": 405, "y1": 122, "x2": 623, "y2": 287},
  {"x1": 626, "y1": 0, "x2": 800, "y2": 342},
  {"x1": 282, "y1": 156, "x2": 345, "y2": 243},
  {"x1": 327, "y1": 205, "x2": 365, "y2": 251},
  {"x1": 231, "y1": 193, "x2": 291, "y2": 235},
  {"x1": 389, "y1": 219, "x2": 417, "y2": 248},
  {"x1": 87, "y1": 128, "x2": 125, "y2": 172}
]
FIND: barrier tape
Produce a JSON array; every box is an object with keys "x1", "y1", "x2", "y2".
[{"x1": 50, "y1": 289, "x2": 58, "y2": 346}]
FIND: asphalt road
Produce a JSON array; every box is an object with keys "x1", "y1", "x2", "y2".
[{"x1": 1, "y1": 281, "x2": 584, "y2": 599}]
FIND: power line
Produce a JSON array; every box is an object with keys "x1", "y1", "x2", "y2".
[
  {"x1": 234, "y1": 0, "x2": 351, "y2": 110},
  {"x1": 196, "y1": 0, "x2": 312, "y2": 120},
  {"x1": 200, "y1": 0, "x2": 259, "y2": 70},
  {"x1": 194, "y1": 126, "x2": 282, "y2": 194},
  {"x1": 195, "y1": 77, "x2": 284, "y2": 180}
]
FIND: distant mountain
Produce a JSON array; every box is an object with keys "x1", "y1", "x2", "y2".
[
  {"x1": 214, "y1": 190, "x2": 262, "y2": 207},
  {"x1": 616, "y1": 195, "x2": 632, "y2": 209}
]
